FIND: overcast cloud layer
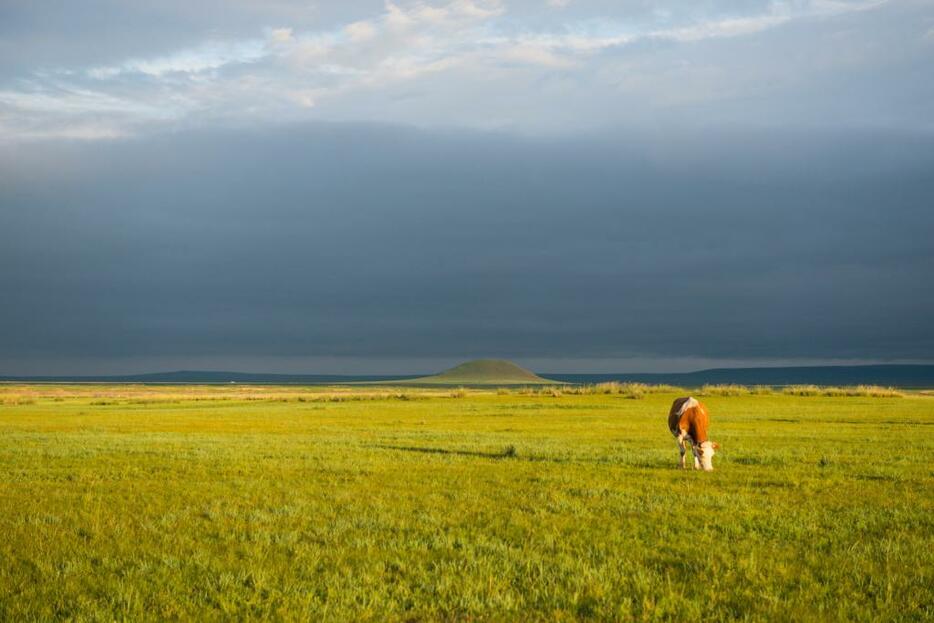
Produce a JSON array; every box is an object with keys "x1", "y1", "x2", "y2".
[
  {"x1": 3, "y1": 0, "x2": 934, "y2": 139},
  {"x1": 1, "y1": 1, "x2": 933, "y2": 374}
]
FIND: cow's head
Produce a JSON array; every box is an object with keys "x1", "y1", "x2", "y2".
[{"x1": 697, "y1": 441, "x2": 719, "y2": 471}]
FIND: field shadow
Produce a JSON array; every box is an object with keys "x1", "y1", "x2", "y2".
[
  {"x1": 371, "y1": 444, "x2": 514, "y2": 460},
  {"x1": 730, "y1": 456, "x2": 787, "y2": 466},
  {"x1": 824, "y1": 419, "x2": 929, "y2": 426},
  {"x1": 619, "y1": 459, "x2": 679, "y2": 470},
  {"x1": 370, "y1": 444, "x2": 677, "y2": 469},
  {"x1": 853, "y1": 473, "x2": 900, "y2": 482}
]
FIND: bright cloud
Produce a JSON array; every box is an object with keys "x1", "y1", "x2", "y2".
[
  {"x1": 87, "y1": 40, "x2": 268, "y2": 79},
  {"x1": 344, "y1": 21, "x2": 377, "y2": 43},
  {"x1": 0, "y1": 0, "x2": 927, "y2": 141},
  {"x1": 270, "y1": 27, "x2": 294, "y2": 44}
]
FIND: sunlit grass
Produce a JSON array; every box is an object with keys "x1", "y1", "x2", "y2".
[
  {"x1": 782, "y1": 384, "x2": 905, "y2": 397},
  {"x1": 0, "y1": 385, "x2": 932, "y2": 620},
  {"x1": 699, "y1": 384, "x2": 752, "y2": 396}
]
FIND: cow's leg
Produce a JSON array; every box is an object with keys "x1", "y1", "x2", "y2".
[
  {"x1": 675, "y1": 432, "x2": 688, "y2": 469},
  {"x1": 692, "y1": 445, "x2": 702, "y2": 470}
]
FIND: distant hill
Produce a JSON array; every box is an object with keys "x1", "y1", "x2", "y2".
[
  {"x1": 2, "y1": 364, "x2": 932, "y2": 388},
  {"x1": 548, "y1": 364, "x2": 934, "y2": 388},
  {"x1": 402, "y1": 359, "x2": 557, "y2": 385},
  {"x1": 0, "y1": 370, "x2": 419, "y2": 384}
]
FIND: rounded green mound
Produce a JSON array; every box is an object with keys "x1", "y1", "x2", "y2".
[{"x1": 411, "y1": 359, "x2": 555, "y2": 385}]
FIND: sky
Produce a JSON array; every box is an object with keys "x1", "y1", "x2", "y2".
[{"x1": 1, "y1": 0, "x2": 933, "y2": 375}]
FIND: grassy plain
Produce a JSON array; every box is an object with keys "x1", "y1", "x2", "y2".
[{"x1": 0, "y1": 384, "x2": 932, "y2": 621}]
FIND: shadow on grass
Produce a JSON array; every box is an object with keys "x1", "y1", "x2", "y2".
[
  {"x1": 836, "y1": 419, "x2": 932, "y2": 426},
  {"x1": 854, "y1": 473, "x2": 900, "y2": 482},
  {"x1": 730, "y1": 456, "x2": 787, "y2": 466},
  {"x1": 372, "y1": 444, "x2": 512, "y2": 460},
  {"x1": 369, "y1": 444, "x2": 675, "y2": 469}
]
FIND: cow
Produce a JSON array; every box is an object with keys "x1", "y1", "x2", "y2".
[{"x1": 668, "y1": 397, "x2": 720, "y2": 471}]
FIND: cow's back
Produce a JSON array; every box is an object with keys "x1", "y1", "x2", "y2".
[
  {"x1": 668, "y1": 396, "x2": 710, "y2": 443},
  {"x1": 668, "y1": 397, "x2": 692, "y2": 433}
]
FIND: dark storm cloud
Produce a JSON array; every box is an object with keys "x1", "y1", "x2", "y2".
[{"x1": 1, "y1": 124, "x2": 932, "y2": 372}]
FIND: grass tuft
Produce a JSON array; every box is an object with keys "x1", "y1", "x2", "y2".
[
  {"x1": 783, "y1": 385, "x2": 904, "y2": 397},
  {"x1": 699, "y1": 384, "x2": 751, "y2": 396},
  {"x1": 563, "y1": 382, "x2": 682, "y2": 398}
]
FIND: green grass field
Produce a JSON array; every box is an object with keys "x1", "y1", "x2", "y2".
[{"x1": 1, "y1": 384, "x2": 932, "y2": 621}]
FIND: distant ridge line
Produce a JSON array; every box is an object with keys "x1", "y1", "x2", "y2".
[
  {"x1": 0, "y1": 370, "x2": 422, "y2": 384},
  {"x1": 1, "y1": 364, "x2": 933, "y2": 387},
  {"x1": 548, "y1": 364, "x2": 934, "y2": 388}
]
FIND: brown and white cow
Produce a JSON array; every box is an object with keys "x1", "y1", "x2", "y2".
[{"x1": 668, "y1": 397, "x2": 720, "y2": 471}]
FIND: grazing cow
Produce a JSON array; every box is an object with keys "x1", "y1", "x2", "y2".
[{"x1": 668, "y1": 397, "x2": 720, "y2": 471}]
